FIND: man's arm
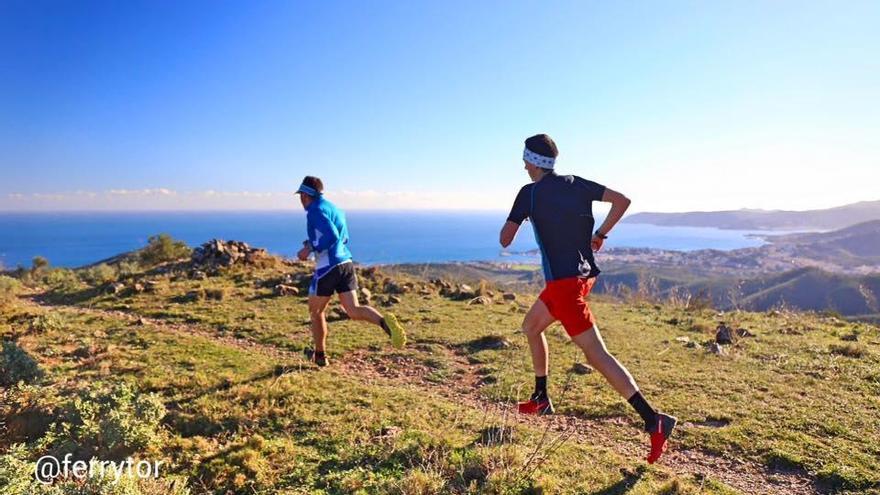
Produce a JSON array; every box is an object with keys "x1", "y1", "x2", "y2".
[
  {"x1": 499, "y1": 221, "x2": 520, "y2": 248},
  {"x1": 592, "y1": 187, "x2": 631, "y2": 251},
  {"x1": 501, "y1": 185, "x2": 531, "y2": 247},
  {"x1": 308, "y1": 209, "x2": 341, "y2": 252}
]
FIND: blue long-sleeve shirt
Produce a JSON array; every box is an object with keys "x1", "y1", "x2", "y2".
[{"x1": 306, "y1": 196, "x2": 352, "y2": 277}]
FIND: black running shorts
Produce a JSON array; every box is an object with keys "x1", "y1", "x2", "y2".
[{"x1": 309, "y1": 262, "x2": 359, "y2": 297}]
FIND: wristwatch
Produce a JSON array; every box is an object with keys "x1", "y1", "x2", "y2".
[{"x1": 594, "y1": 230, "x2": 608, "y2": 239}]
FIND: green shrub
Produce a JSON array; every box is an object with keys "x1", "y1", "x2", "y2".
[
  {"x1": 31, "y1": 256, "x2": 49, "y2": 273},
  {"x1": 139, "y1": 234, "x2": 191, "y2": 267},
  {"x1": 0, "y1": 444, "x2": 33, "y2": 495},
  {"x1": 0, "y1": 341, "x2": 43, "y2": 386},
  {"x1": 29, "y1": 313, "x2": 65, "y2": 333},
  {"x1": 0, "y1": 275, "x2": 21, "y2": 307},
  {"x1": 80, "y1": 264, "x2": 119, "y2": 286},
  {"x1": 46, "y1": 383, "x2": 166, "y2": 459},
  {"x1": 116, "y1": 260, "x2": 142, "y2": 278},
  {"x1": 43, "y1": 268, "x2": 81, "y2": 292}
]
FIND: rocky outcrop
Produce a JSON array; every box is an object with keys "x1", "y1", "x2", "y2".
[{"x1": 191, "y1": 239, "x2": 269, "y2": 268}]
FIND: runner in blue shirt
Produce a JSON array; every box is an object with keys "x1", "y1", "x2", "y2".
[
  {"x1": 295, "y1": 176, "x2": 406, "y2": 366},
  {"x1": 500, "y1": 134, "x2": 676, "y2": 464}
]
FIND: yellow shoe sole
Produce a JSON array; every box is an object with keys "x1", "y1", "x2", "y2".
[{"x1": 383, "y1": 313, "x2": 407, "y2": 349}]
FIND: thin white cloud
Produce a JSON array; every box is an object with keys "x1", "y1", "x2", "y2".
[{"x1": 0, "y1": 188, "x2": 508, "y2": 211}]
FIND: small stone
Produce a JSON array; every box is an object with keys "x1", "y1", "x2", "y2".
[
  {"x1": 502, "y1": 293, "x2": 517, "y2": 301},
  {"x1": 708, "y1": 342, "x2": 726, "y2": 355},
  {"x1": 840, "y1": 333, "x2": 858, "y2": 342},
  {"x1": 359, "y1": 287, "x2": 372, "y2": 301},
  {"x1": 191, "y1": 270, "x2": 207, "y2": 280},
  {"x1": 274, "y1": 284, "x2": 299, "y2": 296},
  {"x1": 388, "y1": 295, "x2": 402, "y2": 304},
  {"x1": 675, "y1": 336, "x2": 690, "y2": 344},
  {"x1": 467, "y1": 296, "x2": 492, "y2": 305},
  {"x1": 107, "y1": 282, "x2": 125, "y2": 295},
  {"x1": 572, "y1": 362, "x2": 594, "y2": 375},
  {"x1": 715, "y1": 324, "x2": 733, "y2": 345},
  {"x1": 736, "y1": 327, "x2": 754, "y2": 338},
  {"x1": 132, "y1": 283, "x2": 145, "y2": 293}
]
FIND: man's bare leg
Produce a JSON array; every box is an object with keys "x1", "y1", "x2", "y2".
[
  {"x1": 522, "y1": 299, "x2": 556, "y2": 377},
  {"x1": 570, "y1": 323, "x2": 676, "y2": 463},
  {"x1": 308, "y1": 294, "x2": 332, "y2": 353},
  {"x1": 518, "y1": 299, "x2": 557, "y2": 414},
  {"x1": 570, "y1": 324, "x2": 638, "y2": 398},
  {"x1": 338, "y1": 290, "x2": 382, "y2": 325},
  {"x1": 338, "y1": 290, "x2": 407, "y2": 348}
]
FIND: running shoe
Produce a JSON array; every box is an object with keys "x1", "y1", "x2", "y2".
[
  {"x1": 517, "y1": 395, "x2": 555, "y2": 415},
  {"x1": 304, "y1": 349, "x2": 329, "y2": 367},
  {"x1": 646, "y1": 413, "x2": 677, "y2": 464},
  {"x1": 382, "y1": 313, "x2": 407, "y2": 349}
]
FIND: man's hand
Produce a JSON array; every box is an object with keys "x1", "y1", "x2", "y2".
[
  {"x1": 297, "y1": 243, "x2": 311, "y2": 261},
  {"x1": 591, "y1": 234, "x2": 605, "y2": 252}
]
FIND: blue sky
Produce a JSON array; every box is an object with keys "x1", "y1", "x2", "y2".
[{"x1": 1, "y1": 0, "x2": 878, "y2": 212}]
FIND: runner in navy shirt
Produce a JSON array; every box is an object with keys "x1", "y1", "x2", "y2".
[{"x1": 500, "y1": 134, "x2": 677, "y2": 464}]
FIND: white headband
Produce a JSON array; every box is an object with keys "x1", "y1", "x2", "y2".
[{"x1": 523, "y1": 147, "x2": 555, "y2": 169}]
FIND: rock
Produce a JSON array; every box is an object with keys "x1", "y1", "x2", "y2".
[
  {"x1": 359, "y1": 287, "x2": 372, "y2": 302},
  {"x1": 329, "y1": 307, "x2": 348, "y2": 321},
  {"x1": 360, "y1": 266, "x2": 382, "y2": 281},
  {"x1": 735, "y1": 327, "x2": 754, "y2": 338},
  {"x1": 685, "y1": 341, "x2": 698, "y2": 348},
  {"x1": 144, "y1": 280, "x2": 160, "y2": 293},
  {"x1": 274, "y1": 284, "x2": 300, "y2": 296},
  {"x1": 418, "y1": 287, "x2": 433, "y2": 296},
  {"x1": 191, "y1": 239, "x2": 269, "y2": 268},
  {"x1": 467, "y1": 296, "x2": 492, "y2": 305},
  {"x1": 841, "y1": 333, "x2": 859, "y2": 342},
  {"x1": 181, "y1": 290, "x2": 203, "y2": 303},
  {"x1": 708, "y1": 342, "x2": 726, "y2": 355},
  {"x1": 388, "y1": 295, "x2": 402, "y2": 305},
  {"x1": 675, "y1": 336, "x2": 691, "y2": 344},
  {"x1": 385, "y1": 281, "x2": 407, "y2": 294},
  {"x1": 467, "y1": 335, "x2": 511, "y2": 350},
  {"x1": 502, "y1": 293, "x2": 517, "y2": 301},
  {"x1": 715, "y1": 324, "x2": 734, "y2": 345},
  {"x1": 191, "y1": 270, "x2": 207, "y2": 280},
  {"x1": 132, "y1": 282, "x2": 145, "y2": 293},
  {"x1": 136, "y1": 317, "x2": 147, "y2": 326},
  {"x1": 107, "y1": 282, "x2": 125, "y2": 295},
  {"x1": 572, "y1": 362, "x2": 594, "y2": 375}
]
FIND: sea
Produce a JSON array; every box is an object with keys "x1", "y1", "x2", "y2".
[{"x1": 0, "y1": 211, "x2": 768, "y2": 269}]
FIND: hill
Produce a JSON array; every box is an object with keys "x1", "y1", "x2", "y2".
[
  {"x1": 623, "y1": 200, "x2": 880, "y2": 231},
  {"x1": 2, "y1": 238, "x2": 879, "y2": 494},
  {"x1": 765, "y1": 219, "x2": 880, "y2": 261}
]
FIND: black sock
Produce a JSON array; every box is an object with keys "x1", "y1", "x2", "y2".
[
  {"x1": 314, "y1": 350, "x2": 326, "y2": 360},
  {"x1": 379, "y1": 318, "x2": 391, "y2": 336},
  {"x1": 533, "y1": 375, "x2": 548, "y2": 400},
  {"x1": 628, "y1": 391, "x2": 657, "y2": 430}
]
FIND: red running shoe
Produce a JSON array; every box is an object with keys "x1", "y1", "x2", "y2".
[
  {"x1": 647, "y1": 413, "x2": 677, "y2": 464},
  {"x1": 517, "y1": 396, "x2": 555, "y2": 415}
]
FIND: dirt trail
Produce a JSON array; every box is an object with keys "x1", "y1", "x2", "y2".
[{"x1": 26, "y1": 297, "x2": 821, "y2": 495}]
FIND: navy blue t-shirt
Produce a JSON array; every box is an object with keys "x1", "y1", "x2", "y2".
[{"x1": 507, "y1": 173, "x2": 606, "y2": 281}]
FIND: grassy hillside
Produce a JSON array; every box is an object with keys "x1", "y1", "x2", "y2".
[{"x1": 2, "y1": 240, "x2": 879, "y2": 494}]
